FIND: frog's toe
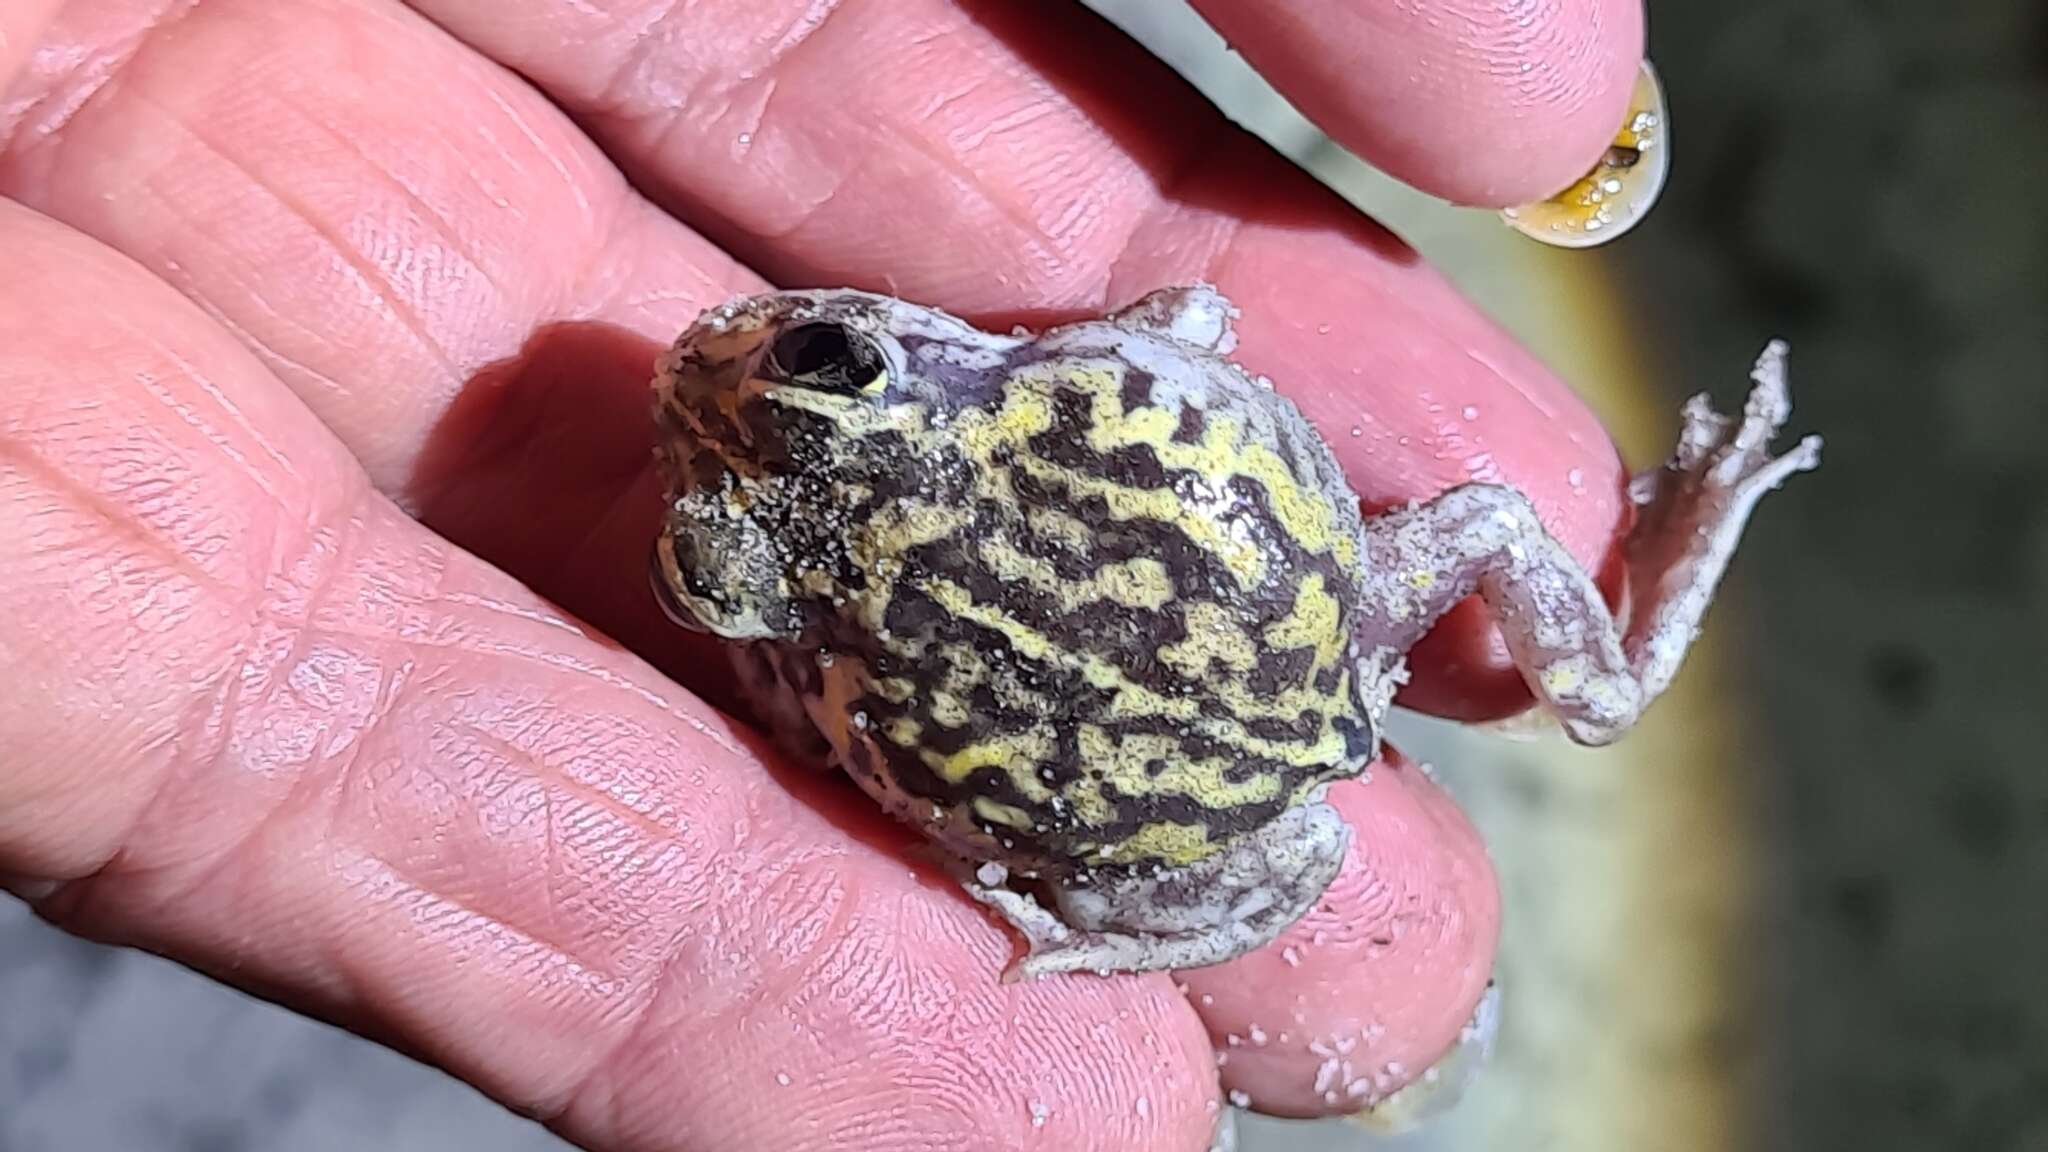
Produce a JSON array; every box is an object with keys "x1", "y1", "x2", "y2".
[
  {"x1": 1006, "y1": 924, "x2": 1262, "y2": 982},
  {"x1": 952, "y1": 862, "x2": 1093, "y2": 981},
  {"x1": 954, "y1": 859, "x2": 1283, "y2": 980},
  {"x1": 1109, "y1": 284, "x2": 1239, "y2": 353},
  {"x1": 1716, "y1": 341, "x2": 1824, "y2": 490},
  {"x1": 1634, "y1": 341, "x2": 1823, "y2": 509}
]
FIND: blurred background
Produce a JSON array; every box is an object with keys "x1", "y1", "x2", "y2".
[{"x1": 4, "y1": 0, "x2": 2043, "y2": 1149}]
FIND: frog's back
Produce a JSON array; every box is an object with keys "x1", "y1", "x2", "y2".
[{"x1": 830, "y1": 326, "x2": 1379, "y2": 873}]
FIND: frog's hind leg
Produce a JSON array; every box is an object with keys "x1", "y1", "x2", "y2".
[
  {"x1": 1359, "y1": 341, "x2": 1822, "y2": 746},
  {"x1": 958, "y1": 801, "x2": 1351, "y2": 981},
  {"x1": 1107, "y1": 284, "x2": 1239, "y2": 353}
]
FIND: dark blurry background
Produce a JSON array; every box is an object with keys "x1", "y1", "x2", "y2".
[
  {"x1": 1645, "y1": 3, "x2": 2048, "y2": 1150},
  {"x1": 4, "y1": 1, "x2": 2042, "y2": 1149}
]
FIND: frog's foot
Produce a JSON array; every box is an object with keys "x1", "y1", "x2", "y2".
[
  {"x1": 1620, "y1": 340, "x2": 1824, "y2": 700},
  {"x1": 1356, "y1": 341, "x2": 1819, "y2": 746},
  {"x1": 959, "y1": 801, "x2": 1351, "y2": 980},
  {"x1": 1108, "y1": 284, "x2": 1239, "y2": 354}
]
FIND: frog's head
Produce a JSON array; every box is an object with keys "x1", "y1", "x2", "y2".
[{"x1": 651, "y1": 289, "x2": 1019, "y2": 642}]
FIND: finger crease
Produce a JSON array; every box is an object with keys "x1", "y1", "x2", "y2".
[
  {"x1": 1108, "y1": 120, "x2": 1248, "y2": 302},
  {"x1": 129, "y1": 88, "x2": 468, "y2": 388}
]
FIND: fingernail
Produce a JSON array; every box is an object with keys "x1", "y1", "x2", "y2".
[
  {"x1": 1500, "y1": 60, "x2": 1670, "y2": 248},
  {"x1": 1, "y1": 873, "x2": 62, "y2": 903},
  {"x1": 1347, "y1": 978, "x2": 1502, "y2": 1134}
]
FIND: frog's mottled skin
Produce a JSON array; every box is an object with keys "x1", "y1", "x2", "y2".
[{"x1": 651, "y1": 285, "x2": 1820, "y2": 981}]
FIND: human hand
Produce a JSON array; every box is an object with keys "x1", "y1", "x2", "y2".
[{"x1": 0, "y1": 1, "x2": 1644, "y2": 1148}]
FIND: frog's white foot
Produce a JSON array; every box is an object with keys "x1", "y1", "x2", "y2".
[
  {"x1": 1108, "y1": 284, "x2": 1239, "y2": 354},
  {"x1": 1356, "y1": 342, "x2": 1819, "y2": 746},
  {"x1": 959, "y1": 802, "x2": 1350, "y2": 980},
  {"x1": 1621, "y1": 340, "x2": 1823, "y2": 704}
]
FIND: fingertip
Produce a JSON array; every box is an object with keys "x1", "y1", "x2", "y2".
[{"x1": 1188, "y1": 0, "x2": 1646, "y2": 206}]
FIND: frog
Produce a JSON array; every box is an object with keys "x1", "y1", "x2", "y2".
[{"x1": 648, "y1": 284, "x2": 1821, "y2": 981}]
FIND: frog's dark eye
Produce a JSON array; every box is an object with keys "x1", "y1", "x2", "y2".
[{"x1": 763, "y1": 321, "x2": 887, "y2": 393}]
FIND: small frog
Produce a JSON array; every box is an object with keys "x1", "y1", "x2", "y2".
[{"x1": 649, "y1": 285, "x2": 1820, "y2": 980}]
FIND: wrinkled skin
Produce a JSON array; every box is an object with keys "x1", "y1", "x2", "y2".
[{"x1": 0, "y1": 0, "x2": 1652, "y2": 1147}]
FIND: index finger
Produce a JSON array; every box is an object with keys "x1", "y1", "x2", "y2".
[{"x1": 1186, "y1": 0, "x2": 1647, "y2": 206}]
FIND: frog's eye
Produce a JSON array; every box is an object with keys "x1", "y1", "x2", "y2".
[{"x1": 763, "y1": 321, "x2": 888, "y2": 394}]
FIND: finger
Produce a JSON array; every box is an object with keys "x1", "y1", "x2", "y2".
[
  {"x1": 1185, "y1": 0, "x2": 1646, "y2": 206},
  {"x1": 391, "y1": 0, "x2": 1634, "y2": 717},
  {"x1": 0, "y1": 202, "x2": 1224, "y2": 1151},
  {"x1": 1183, "y1": 751, "x2": 1499, "y2": 1117}
]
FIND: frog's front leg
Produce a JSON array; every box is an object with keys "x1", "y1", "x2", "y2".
[
  {"x1": 1362, "y1": 341, "x2": 1822, "y2": 746},
  {"x1": 727, "y1": 643, "x2": 834, "y2": 765},
  {"x1": 1108, "y1": 284, "x2": 1239, "y2": 353}
]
